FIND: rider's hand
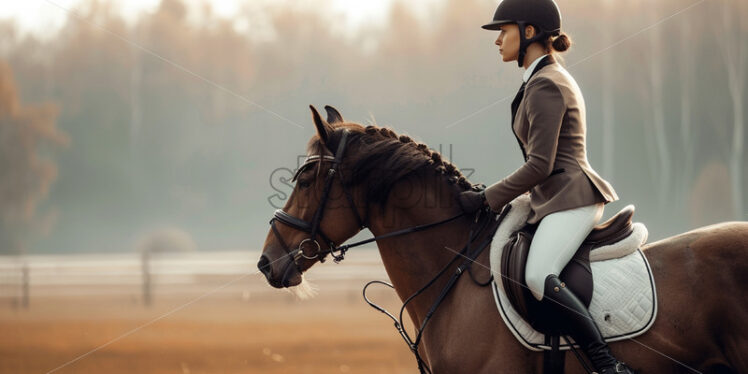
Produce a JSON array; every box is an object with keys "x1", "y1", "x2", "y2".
[{"x1": 457, "y1": 190, "x2": 487, "y2": 214}]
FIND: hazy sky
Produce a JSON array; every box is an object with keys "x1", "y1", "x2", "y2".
[{"x1": 1, "y1": 0, "x2": 447, "y2": 40}]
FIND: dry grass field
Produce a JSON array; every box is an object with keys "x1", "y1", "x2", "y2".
[{"x1": 0, "y1": 251, "x2": 418, "y2": 374}]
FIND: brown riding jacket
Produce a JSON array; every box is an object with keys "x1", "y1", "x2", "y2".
[{"x1": 484, "y1": 55, "x2": 618, "y2": 224}]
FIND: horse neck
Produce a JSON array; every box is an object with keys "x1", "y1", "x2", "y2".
[{"x1": 367, "y1": 173, "x2": 473, "y2": 325}]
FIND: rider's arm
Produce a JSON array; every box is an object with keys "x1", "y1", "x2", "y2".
[{"x1": 484, "y1": 77, "x2": 566, "y2": 212}]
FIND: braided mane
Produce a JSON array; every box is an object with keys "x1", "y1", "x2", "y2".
[{"x1": 307, "y1": 122, "x2": 474, "y2": 208}]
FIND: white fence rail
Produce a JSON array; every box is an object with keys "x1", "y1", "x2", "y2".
[{"x1": 0, "y1": 249, "x2": 388, "y2": 307}]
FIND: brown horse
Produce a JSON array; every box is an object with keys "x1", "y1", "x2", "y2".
[{"x1": 258, "y1": 105, "x2": 748, "y2": 373}]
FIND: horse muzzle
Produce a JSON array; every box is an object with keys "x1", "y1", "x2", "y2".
[{"x1": 257, "y1": 253, "x2": 302, "y2": 288}]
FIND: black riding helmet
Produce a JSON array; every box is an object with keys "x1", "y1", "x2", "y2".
[{"x1": 482, "y1": 0, "x2": 562, "y2": 67}]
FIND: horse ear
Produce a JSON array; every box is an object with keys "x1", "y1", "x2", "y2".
[
  {"x1": 309, "y1": 105, "x2": 331, "y2": 145},
  {"x1": 324, "y1": 105, "x2": 344, "y2": 124}
]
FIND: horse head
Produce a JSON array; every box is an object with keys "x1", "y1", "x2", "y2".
[
  {"x1": 258, "y1": 105, "x2": 475, "y2": 291},
  {"x1": 258, "y1": 105, "x2": 368, "y2": 288}
]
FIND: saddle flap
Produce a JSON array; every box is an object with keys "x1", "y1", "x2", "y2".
[
  {"x1": 501, "y1": 229, "x2": 534, "y2": 319},
  {"x1": 500, "y1": 224, "x2": 594, "y2": 334}
]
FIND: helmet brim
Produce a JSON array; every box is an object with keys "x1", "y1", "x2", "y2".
[{"x1": 481, "y1": 20, "x2": 515, "y2": 30}]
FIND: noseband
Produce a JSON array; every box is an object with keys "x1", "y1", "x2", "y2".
[{"x1": 269, "y1": 130, "x2": 367, "y2": 268}]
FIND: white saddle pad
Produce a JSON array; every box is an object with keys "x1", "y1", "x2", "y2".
[{"x1": 488, "y1": 195, "x2": 658, "y2": 351}]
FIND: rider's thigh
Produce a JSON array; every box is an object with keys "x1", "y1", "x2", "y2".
[{"x1": 524, "y1": 203, "x2": 604, "y2": 300}]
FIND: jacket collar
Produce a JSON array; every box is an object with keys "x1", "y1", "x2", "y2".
[{"x1": 523, "y1": 54, "x2": 555, "y2": 82}]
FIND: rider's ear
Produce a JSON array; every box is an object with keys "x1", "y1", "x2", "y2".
[
  {"x1": 310, "y1": 105, "x2": 333, "y2": 146},
  {"x1": 324, "y1": 105, "x2": 344, "y2": 124},
  {"x1": 525, "y1": 24, "x2": 535, "y2": 39}
]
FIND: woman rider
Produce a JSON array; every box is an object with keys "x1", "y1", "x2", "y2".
[{"x1": 458, "y1": 0, "x2": 635, "y2": 373}]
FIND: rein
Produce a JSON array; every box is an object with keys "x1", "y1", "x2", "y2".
[{"x1": 364, "y1": 204, "x2": 511, "y2": 374}]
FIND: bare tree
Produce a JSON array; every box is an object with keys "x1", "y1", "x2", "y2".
[
  {"x1": 601, "y1": 0, "x2": 616, "y2": 182},
  {"x1": 676, "y1": 13, "x2": 696, "y2": 214},
  {"x1": 714, "y1": 0, "x2": 746, "y2": 220},
  {"x1": 647, "y1": 8, "x2": 672, "y2": 212},
  {"x1": 129, "y1": 24, "x2": 143, "y2": 154}
]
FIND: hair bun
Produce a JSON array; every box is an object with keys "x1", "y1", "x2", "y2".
[{"x1": 552, "y1": 32, "x2": 572, "y2": 52}]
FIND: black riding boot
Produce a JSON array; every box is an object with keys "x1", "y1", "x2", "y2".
[{"x1": 541, "y1": 274, "x2": 636, "y2": 374}]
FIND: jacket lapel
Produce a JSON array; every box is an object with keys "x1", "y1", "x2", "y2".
[
  {"x1": 511, "y1": 55, "x2": 556, "y2": 156},
  {"x1": 512, "y1": 54, "x2": 556, "y2": 125}
]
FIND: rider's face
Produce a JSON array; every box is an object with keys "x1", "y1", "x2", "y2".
[{"x1": 495, "y1": 24, "x2": 520, "y2": 62}]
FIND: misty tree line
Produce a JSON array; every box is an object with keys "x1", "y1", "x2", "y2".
[
  {"x1": 0, "y1": 0, "x2": 745, "y2": 254},
  {"x1": 0, "y1": 62, "x2": 67, "y2": 254}
]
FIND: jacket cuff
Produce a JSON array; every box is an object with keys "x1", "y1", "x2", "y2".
[{"x1": 483, "y1": 183, "x2": 506, "y2": 213}]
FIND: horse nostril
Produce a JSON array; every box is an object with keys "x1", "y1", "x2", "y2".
[{"x1": 257, "y1": 255, "x2": 272, "y2": 277}]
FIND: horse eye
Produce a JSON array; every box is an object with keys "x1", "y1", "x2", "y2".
[{"x1": 297, "y1": 179, "x2": 312, "y2": 189}]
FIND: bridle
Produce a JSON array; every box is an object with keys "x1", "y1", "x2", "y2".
[
  {"x1": 269, "y1": 129, "x2": 367, "y2": 268},
  {"x1": 268, "y1": 129, "x2": 466, "y2": 271}
]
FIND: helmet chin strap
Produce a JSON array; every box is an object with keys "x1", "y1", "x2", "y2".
[{"x1": 516, "y1": 21, "x2": 549, "y2": 68}]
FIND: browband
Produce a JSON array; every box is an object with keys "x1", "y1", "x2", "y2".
[{"x1": 292, "y1": 154, "x2": 336, "y2": 182}]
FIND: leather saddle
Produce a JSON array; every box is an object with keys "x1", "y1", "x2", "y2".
[{"x1": 500, "y1": 204, "x2": 636, "y2": 334}]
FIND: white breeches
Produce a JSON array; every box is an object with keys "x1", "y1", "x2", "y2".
[{"x1": 525, "y1": 203, "x2": 605, "y2": 301}]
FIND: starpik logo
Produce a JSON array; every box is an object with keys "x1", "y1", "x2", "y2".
[{"x1": 267, "y1": 144, "x2": 476, "y2": 212}]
